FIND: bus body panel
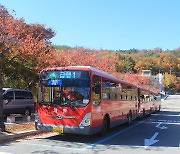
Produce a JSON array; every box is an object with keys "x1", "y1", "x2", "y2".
[
  {"x1": 36, "y1": 101, "x2": 99, "y2": 135},
  {"x1": 36, "y1": 104, "x2": 90, "y2": 126},
  {"x1": 91, "y1": 99, "x2": 138, "y2": 127}
]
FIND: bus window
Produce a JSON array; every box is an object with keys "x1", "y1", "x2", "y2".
[
  {"x1": 140, "y1": 90, "x2": 153, "y2": 102},
  {"x1": 93, "y1": 75, "x2": 101, "y2": 105},
  {"x1": 102, "y1": 78, "x2": 110, "y2": 100},
  {"x1": 102, "y1": 78, "x2": 120, "y2": 100}
]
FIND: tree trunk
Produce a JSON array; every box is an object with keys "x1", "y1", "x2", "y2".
[{"x1": 0, "y1": 71, "x2": 5, "y2": 131}]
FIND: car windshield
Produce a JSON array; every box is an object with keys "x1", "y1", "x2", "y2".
[{"x1": 38, "y1": 70, "x2": 90, "y2": 107}]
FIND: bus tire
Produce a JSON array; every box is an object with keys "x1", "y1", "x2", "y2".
[
  {"x1": 127, "y1": 111, "x2": 132, "y2": 126},
  {"x1": 149, "y1": 108, "x2": 153, "y2": 115},
  {"x1": 100, "y1": 115, "x2": 109, "y2": 136},
  {"x1": 141, "y1": 109, "x2": 146, "y2": 120},
  {"x1": 158, "y1": 105, "x2": 161, "y2": 111}
]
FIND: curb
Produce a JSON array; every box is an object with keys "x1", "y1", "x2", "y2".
[{"x1": 0, "y1": 130, "x2": 46, "y2": 143}]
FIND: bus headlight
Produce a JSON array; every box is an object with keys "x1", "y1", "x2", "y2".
[{"x1": 79, "y1": 113, "x2": 91, "y2": 127}]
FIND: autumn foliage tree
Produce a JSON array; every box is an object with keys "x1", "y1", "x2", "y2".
[
  {"x1": 51, "y1": 48, "x2": 116, "y2": 73},
  {"x1": 163, "y1": 73, "x2": 180, "y2": 93},
  {"x1": 0, "y1": 5, "x2": 55, "y2": 131},
  {"x1": 52, "y1": 46, "x2": 179, "y2": 93}
]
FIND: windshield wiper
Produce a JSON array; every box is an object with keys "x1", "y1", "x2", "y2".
[
  {"x1": 63, "y1": 101, "x2": 75, "y2": 108},
  {"x1": 68, "y1": 101, "x2": 76, "y2": 108}
]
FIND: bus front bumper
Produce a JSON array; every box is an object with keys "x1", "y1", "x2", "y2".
[{"x1": 35, "y1": 121, "x2": 100, "y2": 135}]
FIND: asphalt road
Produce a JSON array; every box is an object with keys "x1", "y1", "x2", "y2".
[{"x1": 0, "y1": 95, "x2": 180, "y2": 154}]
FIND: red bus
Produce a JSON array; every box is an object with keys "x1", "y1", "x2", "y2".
[{"x1": 35, "y1": 66, "x2": 161, "y2": 135}]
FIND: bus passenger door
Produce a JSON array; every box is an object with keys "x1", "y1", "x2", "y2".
[
  {"x1": 91, "y1": 75, "x2": 102, "y2": 127},
  {"x1": 93, "y1": 75, "x2": 101, "y2": 106}
]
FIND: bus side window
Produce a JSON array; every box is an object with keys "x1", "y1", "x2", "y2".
[{"x1": 93, "y1": 75, "x2": 101, "y2": 106}]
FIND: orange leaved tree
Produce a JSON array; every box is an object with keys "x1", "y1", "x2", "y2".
[
  {"x1": 0, "y1": 5, "x2": 55, "y2": 131},
  {"x1": 52, "y1": 48, "x2": 116, "y2": 73}
]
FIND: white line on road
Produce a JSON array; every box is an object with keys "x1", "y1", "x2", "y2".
[
  {"x1": 149, "y1": 119, "x2": 180, "y2": 124},
  {"x1": 151, "y1": 114, "x2": 180, "y2": 117}
]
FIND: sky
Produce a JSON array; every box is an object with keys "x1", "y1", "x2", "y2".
[{"x1": 1, "y1": 0, "x2": 180, "y2": 50}]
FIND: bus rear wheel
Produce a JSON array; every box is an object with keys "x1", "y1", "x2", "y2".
[
  {"x1": 100, "y1": 116, "x2": 109, "y2": 136},
  {"x1": 127, "y1": 111, "x2": 132, "y2": 126},
  {"x1": 158, "y1": 105, "x2": 161, "y2": 111},
  {"x1": 141, "y1": 109, "x2": 146, "y2": 120}
]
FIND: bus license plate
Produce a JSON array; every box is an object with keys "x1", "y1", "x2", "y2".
[{"x1": 53, "y1": 126, "x2": 63, "y2": 133}]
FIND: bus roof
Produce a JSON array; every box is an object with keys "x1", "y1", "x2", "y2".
[
  {"x1": 41, "y1": 66, "x2": 159, "y2": 95},
  {"x1": 41, "y1": 66, "x2": 129, "y2": 83}
]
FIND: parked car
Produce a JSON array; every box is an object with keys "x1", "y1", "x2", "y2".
[{"x1": 3, "y1": 88, "x2": 35, "y2": 116}]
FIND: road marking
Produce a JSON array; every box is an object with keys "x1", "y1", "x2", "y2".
[
  {"x1": 144, "y1": 132, "x2": 159, "y2": 147},
  {"x1": 149, "y1": 119, "x2": 180, "y2": 124},
  {"x1": 157, "y1": 120, "x2": 167, "y2": 122},
  {"x1": 151, "y1": 113, "x2": 180, "y2": 117},
  {"x1": 85, "y1": 120, "x2": 145, "y2": 149},
  {"x1": 156, "y1": 122, "x2": 167, "y2": 130}
]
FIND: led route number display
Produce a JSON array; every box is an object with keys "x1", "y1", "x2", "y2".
[{"x1": 48, "y1": 71, "x2": 76, "y2": 79}]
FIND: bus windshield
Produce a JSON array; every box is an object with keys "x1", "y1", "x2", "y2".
[{"x1": 38, "y1": 70, "x2": 90, "y2": 107}]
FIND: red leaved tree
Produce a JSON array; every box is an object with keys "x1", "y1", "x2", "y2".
[
  {"x1": 0, "y1": 5, "x2": 55, "y2": 131},
  {"x1": 113, "y1": 72, "x2": 160, "y2": 93},
  {"x1": 51, "y1": 48, "x2": 116, "y2": 73}
]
